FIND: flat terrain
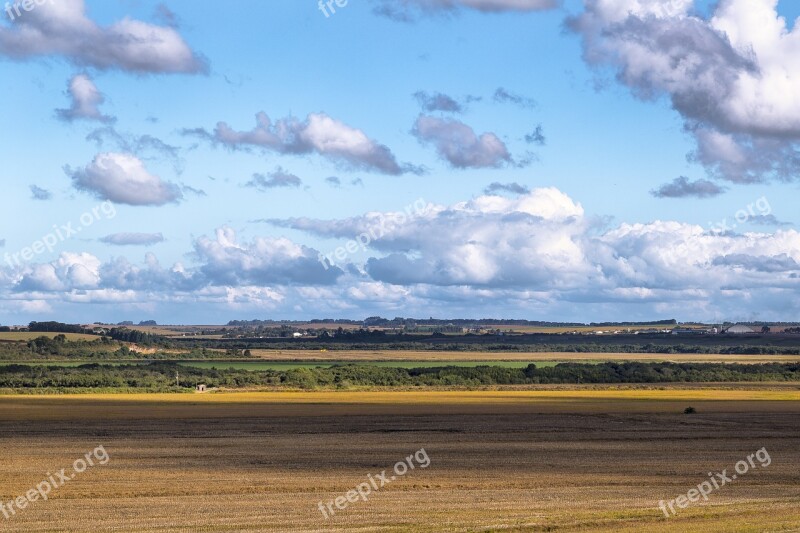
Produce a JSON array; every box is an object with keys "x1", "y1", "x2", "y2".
[
  {"x1": 0, "y1": 332, "x2": 99, "y2": 342},
  {"x1": 249, "y1": 349, "x2": 800, "y2": 364},
  {"x1": 0, "y1": 360, "x2": 557, "y2": 369},
  {"x1": 176, "y1": 360, "x2": 558, "y2": 370},
  {"x1": 1, "y1": 390, "x2": 799, "y2": 531}
]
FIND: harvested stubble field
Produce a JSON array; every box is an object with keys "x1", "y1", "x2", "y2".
[{"x1": 0, "y1": 390, "x2": 799, "y2": 532}]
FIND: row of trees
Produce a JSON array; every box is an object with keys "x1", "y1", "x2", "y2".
[{"x1": 2, "y1": 362, "x2": 799, "y2": 391}]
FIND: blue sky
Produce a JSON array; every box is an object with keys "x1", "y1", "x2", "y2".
[{"x1": 1, "y1": 0, "x2": 799, "y2": 324}]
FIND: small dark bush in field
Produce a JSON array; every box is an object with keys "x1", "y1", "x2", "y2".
[{"x1": 684, "y1": 407, "x2": 696, "y2": 414}]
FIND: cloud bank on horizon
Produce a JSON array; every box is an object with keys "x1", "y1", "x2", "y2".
[{"x1": 1, "y1": 0, "x2": 799, "y2": 324}]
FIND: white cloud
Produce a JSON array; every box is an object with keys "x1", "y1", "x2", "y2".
[
  {"x1": 70, "y1": 153, "x2": 182, "y2": 206},
  {"x1": 0, "y1": 0, "x2": 205, "y2": 73},
  {"x1": 190, "y1": 112, "x2": 417, "y2": 175},
  {"x1": 56, "y1": 74, "x2": 114, "y2": 123},
  {"x1": 193, "y1": 227, "x2": 343, "y2": 286},
  {"x1": 270, "y1": 187, "x2": 800, "y2": 305},
  {"x1": 413, "y1": 115, "x2": 512, "y2": 168},
  {"x1": 570, "y1": 0, "x2": 800, "y2": 183},
  {"x1": 3, "y1": 188, "x2": 799, "y2": 321},
  {"x1": 18, "y1": 300, "x2": 52, "y2": 314}
]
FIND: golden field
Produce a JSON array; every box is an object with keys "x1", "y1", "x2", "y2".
[{"x1": 0, "y1": 390, "x2": 799, "y2": 531}]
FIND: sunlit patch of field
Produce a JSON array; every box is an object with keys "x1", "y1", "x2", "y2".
[
  {"x1": 295, "y1": 322, "x2": 364, "y2": 330},
  {"x1": 249, "y1": 349, "x2": 800, "y2": 364},
  {"x1": 2, "y1": 389, "x2": 800, "y2": 422},
  {"x1": 5, "y1": 388, "x2": 800, "y2": 404},
  {"x1": 486, "y1": 324, "x2": 684, "y2": 333},
  {"x1": 125, "y1": 326, "x2": 201, "y2": 336},
  {"x1": 0, "y1": 360, "x2": 562, "y2": 371},
  {"x1": 0, "y1": 391, "x2": 798, "y2": 532},
  {"x1": 0, "y1": 332, "x2": 99, "y2": 342},
  {"x1": 177, "y1": 360, "x2": 561, "y2": 370}
]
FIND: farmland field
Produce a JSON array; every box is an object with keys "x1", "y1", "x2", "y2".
[
  {"x1": 0, "y1": 332, "x2": 99, "y2": 342},
  {"x1": 179, "y1": 360, "x2": 565, "y2": 370},
  {"x1": 0, "y1": 390, "x2": 798, "y2": 532},
  {"x1": 1, "y1": 354, "x2": 798, "y2": 371},
  {"x1": 0, "y1": 360, "x2": 565, "y2": 370},
  {"x1": 249, "y1": 349, "x2": 800, "y2": 364}
]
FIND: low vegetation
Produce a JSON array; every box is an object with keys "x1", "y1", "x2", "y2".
[{"x1": 2, "y1": 361, "x2": 800, "y2": 392}]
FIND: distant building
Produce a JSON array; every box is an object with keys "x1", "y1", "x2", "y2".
[
  {"x1": 725, "y1": 324, "x2": 756, "y2": 334},
  {"x1": 671, "y1": 328, "x2": 715, "y2": 335},
  {"x1": 196, "y1": 384, "x2": 207, "y2": 392}
]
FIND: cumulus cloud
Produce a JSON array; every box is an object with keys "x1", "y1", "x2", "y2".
[
  {"x1": 17, "y1": 300, "x2": 52, "y2": 314},
  {"x1": 3, "y1": 188, "x2": 800, "y2": 321},
  {"x1": 245, "y1": 168, "x2": 302, "y2": 190},
  {"x1": 15, "y1": 253, "x2": 101, "y2": 292},
  {"x1": 100, "y1": 233, "x2": 165, "y2": 246},
  {"x1": 187, "y1": 112, "x2": 417, "y2": 175},
  {"x1": 55, "y1": 74, "x2": 114, "y2": 123},
  {"x1": 651, "y1": 176, "x2": 727, "y2": 199},
  {"x1": 29, "y1": 185, "x2": 52, "y2": 201},
  {"x1": 272, "y1": 188, "x2": 589, "y2": 286},
  {"x1": 413, "y1": 115, "x2": 512, "y2": 168},
  {"x1": 373, "y1": 0, "x2": 561, "y2": 21},
  {"x1": 569, "y1": 0, "x2": 800, "y2": 184},
  {"x1": 97, "y1": 253, "x2": 203, "y2": 292},
  {"x1": 69, "y1": 153, "x2": 183, "y2": 206},
  {"x1": 5, "y1": 227, "x2": 343, "y2": 298},
  {"x1": 0, "y1": 0, "x2": 206, "y2": 73},
  {"x1": 193, "y1": 227, "x2": 342, "y2": 286},
  {"x1": 268, "y1": 187, "x2": 800, "y2": 310},
  {"x1": 365, "y1": 189, "x2": 590, "y2": 286}
]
